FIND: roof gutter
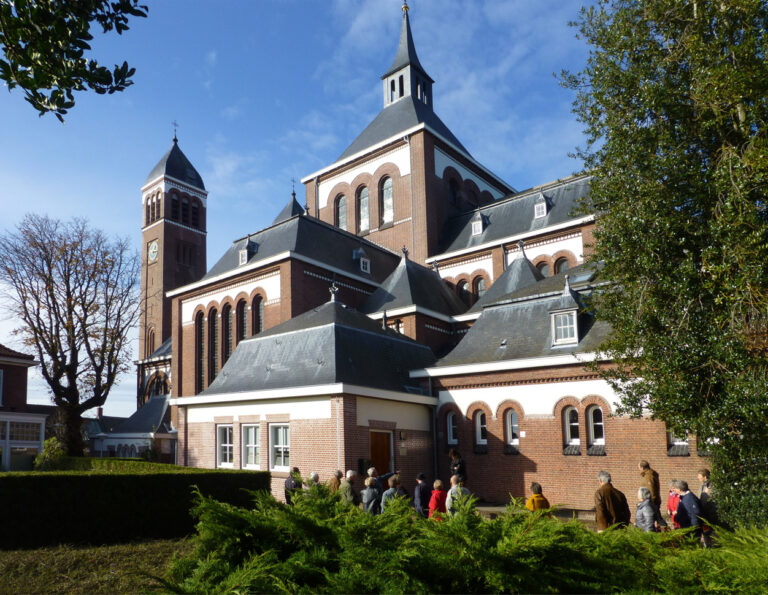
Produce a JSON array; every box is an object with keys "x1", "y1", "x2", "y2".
[{"x1": 410, "y1": 351, "x2": 607, "y2": 378}]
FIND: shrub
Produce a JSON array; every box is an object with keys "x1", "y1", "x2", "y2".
[
  {"x1": 0, "y1": 465, "x2": 270, "y2": 548},
  {"x1": 166, "y1": 489, "x2": 768, "y2": 593},
  {"x1": 33, "y1": 437, "x2": 66, "y2": 471}
]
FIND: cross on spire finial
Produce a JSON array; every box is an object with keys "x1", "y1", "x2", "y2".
[
  {"x1": 291, "y1": 177, "x2": 296, "y2": 199},
  {"x1": 402, "y1": 246, "x2": 409, "y2": 259},
  {"x1": 329, "y1": 282, "x2": 339, "y2": 302},
  {"x1": 172, "y1": 120, "x2": 179, "y2": 142}
]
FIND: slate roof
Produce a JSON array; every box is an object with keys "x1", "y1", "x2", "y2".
[
  {"x1": 382, "y1": 8, "x2": 432, "y2": 81},
  {"x1": 203, "y1": 300, "x2": 436, "y2": 396},
  {"x1": 436, "y1": 275, "x2": 609, "y2": 367},
  {"x1": 438, "y1": 175, "x2": 591, "y2": 255},
  {"x1": 109, "y1": 396, "x2": 173, "y2": 434},
  {"x1": 83, "y1": 414, "x2": 129, "y2": 436},
  {"x1": 361, "y1": 255, "x2": 467, "y2": 317},
  {"x1": 0, "y1": 343, "x2": 34, "y2": 361},
  {"x1": 144, "y1": 337, "x2": 172, "y2": 361},
  {"x1": 203, "y1": 213, "x2": 400, "y2": 283},
  {"x1": 144, "y1": 138, "x2": 205, "y2": 190},
  {"x1": 466, "y1": 255, "x2": 543, "y2": 314},
  {"x1": 338, "y1": 95, "x2": 468, "y2": 161},
  {"x1": 493, "y1": 261, "x2": 604, "y2": 303},
  {"x1": 272, "y1": 193, "x2": 305, "y2": 225}
]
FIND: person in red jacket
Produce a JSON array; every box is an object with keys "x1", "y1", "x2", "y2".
[
  {"x1": 428, "y1": 478, "x2": 447, "y2": 519},
  {"x1": 666, "y1": 480, "x2": 681, "y2": 529}
]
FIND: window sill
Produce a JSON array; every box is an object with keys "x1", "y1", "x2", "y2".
[
  {"x1": 503, "y1": 444, "x2": 519, "y2": 455},
  {"x1": 667, "y1": 445, "x2": 690, "y2": 457},
  {"x1": 379, "y1": 221, "x2": 394, "y2": 231},
  {"x1": 217, "y1": 463, "x2": 234, "y2": 469},
  {"x1": 587, "y1": 444, "x2": 606, "y2": 456},
  {"x1": 473, "y1": 444, "x2": 488, "y2": 455},
  {"x1": 243, "y1": 464, "x2": 261, "y2": 470},
  {"x1": 563, "y1": 445, "x2": 581, "y2": 456}
]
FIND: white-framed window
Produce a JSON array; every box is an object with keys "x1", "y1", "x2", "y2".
[
  {"x1": 505, "y1": 409, "x2": 519, "y2": 446},
  {"x1": 360, "y1": 257, "x2": 371, "y2": 274},
  {"x1": 239, "y1": 249, "x2": 248, "y2": 265},
  {"x1": 474, "y1": 411, "x2": 487, "y2": 445},
  {"x1": 471, "y1": 219, "x2": 483, "y2": 236},
  {"x1": 270, "y1": 423, "x2": 290, "y2": 471},
  {"x1": 242, "y1": 424, "x2": 260, "y2": 469},
  {"x1": 381, "y1": 177, "x2": 394, "y2": 224},
  {"x1": 552, "y1": 311, "x2": 578, "y2": 345},
  {"x1": 534, "y1": 201, "x2": 547, "y2": 218},
  {"x1": 216, "y1": 424, "x2": 234, "y2": 468},
  {"x1": 446, "y1": 412, "x2": 458, "y2": 445},
  {"x1": 668, "y1": 432, "x2": 688, "y2": 447},
  {"x1": 587, "y1": 406, "x2": 605, "y2": 446},
  {"x1": 563, "y1": 406, "x2": 580, "y2": 446}
]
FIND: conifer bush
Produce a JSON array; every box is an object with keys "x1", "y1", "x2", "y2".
[{"x1": 166, "y1": 487, "x2": 768, "y2": 593}]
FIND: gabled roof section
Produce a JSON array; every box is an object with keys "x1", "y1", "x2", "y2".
[
  {"x1": 203, "y1": 300, "x2": 436, "y2": 396},
  {"x1": 145, "y1": 138, "x2": 205, "y2": 190},
  {"x1": 361, "y1": 255, "x2": 466, "y2": 317},
  {"x1": 436, "y1": 284, "x2": 608, "y2": 367},
  {"x1": 382, "y1": 7, "x2": 432, "y2": 82},
  {"x1": 0, "y1": 343, "x2": 34, "y2": 361},
  {"x1": 438, "y1": 175, "x2": 591, "y2": 255},
  {"x1": 338, "y1": 95, "x2": 468, "y2": 161},
  {"x1": 466, "y1": 255, "x2": 543, "y2": 314},
  {"x1": 272, "y1": 192, "x2": 305, "y2": 225},
  {"x1": 109, "y1": 396, "x2": 173, "y2": 435},
  {"x1": 493, "y1": 261, "x2": 603, "y2": 304},
  {"x1": 202, "y1": 214, "x2": 400, "y2": 283}
]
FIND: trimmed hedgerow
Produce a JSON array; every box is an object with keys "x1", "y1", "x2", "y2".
[
  {"x1": 0, "y1": 464, "x2": 270, "y2": 549},
  {"x1": 166, "y1": 486, "x2": 768, "y2": 594}
]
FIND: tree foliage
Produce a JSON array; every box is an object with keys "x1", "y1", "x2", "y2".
[
  {"x1": 563, "y1": 0, "x2": 768, "y2": 526},
  {"x1": 0, "y1": 0, "x2": 147, "y2": 120},
  {"x1": 0, "y1": 214, "x2": 140, "y2": 455}
]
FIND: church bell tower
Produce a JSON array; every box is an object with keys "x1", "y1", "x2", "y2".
[{"x1": 139, "y1": 136, "x2": 207, "y2": 361}]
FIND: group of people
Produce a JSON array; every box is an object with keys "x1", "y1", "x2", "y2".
[
  {"x1": 283, "y1": 455, "x2": 715, "y2": 544},
  {"x1": 586, "y1": 461, "x2": 716, "y2": 545}
]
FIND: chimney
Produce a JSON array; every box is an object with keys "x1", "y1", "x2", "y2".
[{"x1": 97, "y1": 407, "x2": 103, "y2": 419}]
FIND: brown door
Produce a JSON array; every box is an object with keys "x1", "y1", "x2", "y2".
[{"x1": 369, "y1": 431, "x2": 392, "y2": 475}]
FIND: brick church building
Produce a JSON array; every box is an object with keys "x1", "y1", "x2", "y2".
[{"x1": 134, "y1": 4, "x2": 707, "y2": 510}]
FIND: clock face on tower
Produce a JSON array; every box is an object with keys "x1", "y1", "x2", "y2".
[{"x1": 148, "y1": 240, "x2": 159, "y2": 263}]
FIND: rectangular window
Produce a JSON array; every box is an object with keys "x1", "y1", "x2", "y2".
[
  {"x1": 217, "y1": 424, "x2": 234, "y2": 467},
  {"x1": 360, "y1": 257, "x2": 371, "y2": 274},
  {"x1": 447, "y1": 413, "x2": 458, "y2": 445},
  {"x1": 552, "y1": 311, "x2": 577, "y2": 345},
  {"x1": 9, "y1": 422, "x2": 41, "y2": 441},
  {"x1": 471, "y1": 220, "x2": 483, "y2": 236},
  {"x1": 534, "y1": 202, "x2": 547, "y2": 218},
  {"x1": 239, "y1": 249, "x2": 248, "y2": 265},
  {"x1": 270, "y1": 423, "x2": 290, "y2": 471},
  {"x1": 242, "y1": 424, "x2": 260, "y2": 469}
]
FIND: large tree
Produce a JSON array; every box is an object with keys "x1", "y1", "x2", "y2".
[
  {"x1": 0, "y1": 0, "x2": 147, "y2": 120},
  {"x1": 0, "y1": 215, "x2": 140, "y2": 455},
  {"x1": 564, "y1": 0, "x2": 768, "y2": 525}
]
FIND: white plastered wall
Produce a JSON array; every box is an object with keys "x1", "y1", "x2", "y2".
[
  {"x1": 186, "y1": 396, "x2": 332, "y2": 423},
  {"x1": 434, "y1": 148, "x2": 506, "y2": 199},
  {"x1": 356, "y1": 397, "x2": 430, "y2": 431},
  {"x1": 181, "y1": 271, "x2": 281, "y2": 323}
]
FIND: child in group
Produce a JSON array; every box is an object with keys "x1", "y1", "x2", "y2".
[
  {"x1": 666, "y1": 479, "x2": 680, "y2": 529},
  {"x1": 428, "y1": 478, "x2": 447, "y2": 519}
]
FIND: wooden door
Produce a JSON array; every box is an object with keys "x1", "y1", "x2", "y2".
[{"x1": 369, "y1": 431, "x2": 392, "y2": 475}]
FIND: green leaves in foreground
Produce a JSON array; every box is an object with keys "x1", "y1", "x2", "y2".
[{"x1": 165, "y1": 488, "x2": 768, "y2": 594}]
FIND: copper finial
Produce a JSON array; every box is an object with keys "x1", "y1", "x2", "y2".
[{"x1": 402, "y1": 1, "x2": 409, "y2": 13}]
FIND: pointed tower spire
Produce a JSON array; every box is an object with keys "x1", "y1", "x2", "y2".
[{"x1": 383, "y1": 3, "x2": 432, "y2": 82}]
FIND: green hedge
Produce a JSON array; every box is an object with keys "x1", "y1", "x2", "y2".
[{"x1": 0, "y1": 461, "x2": 270, "y2": 548}]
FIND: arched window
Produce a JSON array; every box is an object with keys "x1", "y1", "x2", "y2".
[
  {"x1": 156, "y1": 196, "x2": 162, "y2": 219},
  {"x1": 457, "y1": 281, "x2": 470, "y2": 307},
  {"x1": 555, "y1": 258, "x2": 570, "y2": 275},
  {"x1": 474, "y1": 277, "x2": 486, "y2": 300},
  {"x1": 145, "y1": 201, "x2": 151, "y2": 225},
  {"x1": 587, "y1": 406, "x2": 605, "y2": 446},
  {"x1": 390, "y1": 79, "x2": 395, "y2": 102},
  {"x1": 380, "y1": 177, "x2": 394, "y2": 225},
  {"x1": 236, "y1": 300, "x2": 247, "y2": 345},
  {"x1": 474, "y1": 411, "x2": 487, "y2": 445},
  {"x1": 195, "y1": 312, "x2": 204, "y2": 393},
  {"x1": 172, "y1": 194, "x2": 179, "y2": 220},
  {"x1": 129, "y1": 445, "x2": 137, "y2": 458},
  {"x1": 446, "y1": 411, "x2": 458, "y2": 445},
  {"x1": 536, "y1": 262, "x2": 550, "y2": 277},
  {"x1": 398, "y1": 74, "x2": 404, "y2": 97},
  {"x1": 146, "y1": 328, "x2": 155, "y2": 355},
  {"x1": 357, "y1": 187, "x2": 369, "y2": 233},
  {"x1": 335, "y1": 195, "x2": 347, "y2": 230},
  {"x1": 417, "y1": 80, "x2": 422, "y2": 100},
  {"x1": 222, "y1": 304, "x2": 232, "y2": 364},
  {"x1": 182, "y1": 198, "x2": 189, "y2": 224},
  {"x1": 563, "y1": 406, "x2": 580, "y2": 446},
  {"x1": 251, "y1": 295, "x2": 263, "y2": 335},
  {"x1": 191, "y1": 202, "x2": 199, "y2": 228},
  {"x1": 505, "y1": 409, "x2": 519, "y2": 446},
  {"x1": 208, "y1": 309, "x2": 218, "y2": 383},
  {"x1": 449, "y1": 179, "x2": 459, "y2": 206}
]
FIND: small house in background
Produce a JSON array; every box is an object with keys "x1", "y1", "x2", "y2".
[{"x1": 0, "y1": 343, "x2": 53, "y2": 471}]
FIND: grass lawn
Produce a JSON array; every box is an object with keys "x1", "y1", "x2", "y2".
[{"x1": 0, "y1": 538, "x2": 193, "y2": 594}]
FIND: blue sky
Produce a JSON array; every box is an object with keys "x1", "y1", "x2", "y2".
[{"x1": 0, "y1": 0, "x2": 591, "y2": 417}]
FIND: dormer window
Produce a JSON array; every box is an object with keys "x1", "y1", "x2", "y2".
[
  {"x1": 551, "y1": 310, "x2": 578, "y2": 345},
  {"x1": 238, "y1": 250, "x2": 248, "y2": 266},
  {"x1": 239, "y1": 241, "x2": 257, "y2": 266},
  {"x1": 534, "y1": 193, "x2": 548, "y2": 219},
  {"x1": 471, "y1": 211, "x2": 484, "y2": 236},
  {"x1": 360, "y1": 257, "x2": 371, "y2": 274}
]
